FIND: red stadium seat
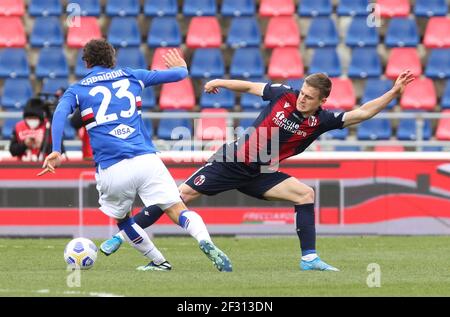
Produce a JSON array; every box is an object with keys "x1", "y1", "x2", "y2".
[
  {"x1": 322, "y1": 78, "x2": 355, "y2": 111},
  {"x1": 268, "y1": 47, "x2": 304, "y2": 79},
  {"x1": 195, "y1": 108, "x2": 228, "y2": 141},
  {"x1": 159, "y1": 78, "x2": 195, "y2": 110},
  {"x1": 67, "y1": 17, "x2": 102, "y2": 48},
  {"x1": 436, "y1": 110, "x2": 450, "y2": 140},
  {"x1": 385, "y1": 48, "x2": 421, "y2": 80},
  {"x1": 0, "y1": 0, "x2": 24, "y2": 16},
  {"x1": 264, "y1": 16, "x2": 300, "y2": 48},
  {"x1": 259, "y1": 0, "x2": 295, "y2": 16},
  {"x1": 374, "y1": 145, "x2": 405, "y2": 152},
  {"x1": 400, "y1": 77, "x2": 436, "y2": 111},
  {"x1": 150, "y1": 47, "x2": 184, "y2": 70},
  {"x1": 376, "y1": 0, "x2": 410, "y2": 18},
  {"x1": 0, "y1": 17, "x2": 26, "y2": 47},
  {"x1": 423, "y1": 17, "x2": 450, "y2": 48},
  {"x1": 186, "y1": 17, "x2": 222, "y2": 48}
]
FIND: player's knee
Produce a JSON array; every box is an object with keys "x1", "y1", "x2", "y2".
[{"x1": 297, "y1": 186, "x2": 315, "y2": 204}]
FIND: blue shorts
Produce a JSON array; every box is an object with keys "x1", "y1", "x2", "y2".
[{"x1": 184, "y1": 161, "x2": 291, "y2": 200}]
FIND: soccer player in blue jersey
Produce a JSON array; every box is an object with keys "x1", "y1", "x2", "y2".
[
  {"x1": 102, "y1": 70, "x2": 414, "y2": 271},
  {"x1": 38, "y1": 39, "x2": 232, "y2": 272}
]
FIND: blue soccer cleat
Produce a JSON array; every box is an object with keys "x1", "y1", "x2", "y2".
[
  {"x1": 199, "y1": 240, "x2": 233, "y2": 272},
  {"x1": 100, "y1": 235, "x2": 123, "y2": 256},
  {"x1": 136, "y1": 261, "x2": 172, "y2": 271},
  {"x1": 300, "y1": 257, "x2": 340, "y2": 271}
]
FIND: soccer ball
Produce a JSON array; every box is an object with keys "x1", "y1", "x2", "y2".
[{"x1": 64, "y1": 237, "x2": 98, "y2": 270}]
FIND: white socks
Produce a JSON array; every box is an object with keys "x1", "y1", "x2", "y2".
[{"x1": 178, "y1": 210, "x2": 212, "y2": 243}]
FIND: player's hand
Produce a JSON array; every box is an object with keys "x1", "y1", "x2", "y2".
[
  {"x1": 162, "y1": 49, "x2": 187, "y2": 69},
  {"x1": 204, "y1": 79, "x2": 220, "y2": 94},
  {"x1": 392, "y1": 70, "x2": 415, "y2": 96},
  {"x1": 37, "y1": 151, "x2": 62, "y2": 176}
]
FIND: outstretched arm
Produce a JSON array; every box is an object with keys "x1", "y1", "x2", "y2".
[
  {"x1": 343, "y1": 70, "x2": 415, "y2": 128},
  {"x1": 204, "y1": 79, "x2": 266, "y2": 96}
]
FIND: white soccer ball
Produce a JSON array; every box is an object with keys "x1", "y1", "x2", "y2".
[{"x1": 64, "y1": 238, "x2": 98, "y2": 270}]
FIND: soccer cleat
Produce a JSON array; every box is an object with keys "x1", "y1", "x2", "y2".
[
  {"x1": 100, "y1": 236, "x2": 123, "y2": 256},
  {"x1": 300, "y1": 257, "x2": 340, "y2": 271},
  {"x1": 136, "y1": 261, "x2": 172, "y2": 271},
  {"x1": 199, "y1": 240, "x2": 233, "y2": 272}
]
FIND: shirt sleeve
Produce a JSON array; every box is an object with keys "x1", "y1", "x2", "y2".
[
  {"x1": 51, "y1": 88, "x2": 77, "y2": 152},
  {"x1": 321, "y1": 110, "x2": 346, "y2": 131},
  {"x1": 262, "y1": 83, "x2": 293, "y2": 101},
  {"x1": 129, "y1": 67, "x2": 188, "y2": 87}
]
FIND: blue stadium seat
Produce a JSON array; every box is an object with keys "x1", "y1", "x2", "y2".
[
  {"x1": 221, "y1": 0, "x2": 255, "y2": 17},
  {"x1": 397, "y1": 116, "x2": 432, "y2": 140},
  {"x1": 0, "y1": 48, "x2": 29, "y2": 78},
  {"x1": 144, "y1": 0, "x2": 178, "y2": 16},
  {"x1": 105, "y1": 0, "x2": 140, "y2": 16},
  {"x1": 298, "y1": 0, "x2": 332, "y2": 17},
  {"x1": 35, "y1": 47, "x2": 69, "y2": 79},
  {"x1": 30, "y1": 17, "x2": 64, "y2": 48},
  {"x1": 227, "y1": 17, "x2": 261, "y2": 48},
  {"x1": 335, "y1": 146, "x2": 361, "y2": 151},
  {"x1": 108, "y1": 17, "x2": 141, "y2": 48},
  {"x1": 190, "y1": 49, "x2": 225, "y2": 79},
  {"x1": 323, "y1": 127, "x2": 350, "y2": 140},
  {"x1": 157, "y1": 111, "x2": 193, "y2": 140},
  {"x1": 425, "y1": 49, "x2": 450, "y2": 79},
  {"x1": 305, "y1": 17, "x2": 339, "y2": 47},
  {"x1": 41, "y1": 78, "x2": 69, "y2": 94},
  {"x1": 147, "y1": 17, "x2": 182, "y2": 48},
  {"x1": 422, "y1": 146, "x2": 443, "y2": 152},
  {"x1": 200, "y1": 80, "x2": 236, "y2": 109},
  {"x1": 1, "y1": 79, "x2": 33, "y2": 110},
  {"x1": 361, "y1": 79, "x2": 397, "y2": 109},
  {"x1": 182, "y1": 0, "x2": 216, "y2": 16},
  {"x1": 308, "y1": 48, "x2": 341, "y2": 77},
  {"x1": 2, "y1": 117, "x2": 22, "y2": 140},
  {"x1": 345, "y1": 16, "x2": 379, "y2": 47},
  {"x1": 441, "y1": 80, "x2": 450, "y2": 109},
  {"x1": 67, "y1": 0, "x2": 101, "y2": 16},
  {"x1": 348, "y1": 47, "x2": 382, "y2": 78},
  {"x1": 116, "y1": 47, "x2": 147, "y2": 69},
  {"x1": 75, "y1": 50, "x2": 89, "y2": 78},
  {"x1": 337, "y1": 0, "x2": 369, "y2": 16},
  {"x1": 240, "y1": 79, "x2": 270, "y2": 109},
  {"x1": 285, "y1": 78, "x2": 304, "y2": 90},
  {"x1": 141, "y1": 87, "x2": 156, "y2": 109},
  {"x1": 230, "y1": 48, "x2": 264, "y2": 79},
  {"x1": 29, "y1": 0, "x2": 62, "y2": 16},
  {"x1": 385, "y1": 18, "x2": 419, "y2": 47},
  {"x1": 414, "y1": 0, "x2": 448, "y2": 17},
  {"x1": 357, "y1": 118, "x2": 392, "y2": 140}
]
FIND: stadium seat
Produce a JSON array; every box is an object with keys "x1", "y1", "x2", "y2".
[
  {"x1": 361, "y1": 79, "x2": 397, "y2": 109},
  {"x1": 0, "y1": 48, "x2": 29, "y2": 78},
  {"x1": 436, "y1": 110, "x2": 450, "y2": 140},
  {"x1": 116, "y1": 47, "x2": 147, "y2": 69},
  {"x1": 298, "y1": 0, "x2": 332, "y2": 17},
  {"x1": 385, "y1": 48, "x2": 422, "y2": 80},
  {"x1": 414, "y1": 0, "x2": 448, "y2": 17},
  {"x1": 195, "y1": 109, "x2": 228, "y2": 141},
  {"x1": 190, "y1": 48, "x2": 225, "y2": 79},
  {"x1": 376, "y1": 0, "x2": 410, "y2": 18},
  {"x1": 0, "y1": 78, "x2": 33, "y2": 110},
  {"x1": 221, "y1": 0, "x2": 255, "y2": 17},
  {"x1": 144, "y1": 0, "x2": 177, "y2": 16},
  {"x1": 423, "y1": 17, "x2": 450, "y2": 49},
  {"x1": 41, "y1": 78, "x2": 69, "y2": 94},
  {"x1": 397, "y1": 115, "x2": 432, "y2": 141},
  {"x1": 140, "y1": 86, "x2": 156, "y2": 109},
  {"x1": 385, "y1": 18, "x2": 419, "y2": 48},
  {"x1": 422, "y1": 146, "x2": 443, "y2": 152},
  {"x1": 348, "y1": 47, "x2": 382, "y2": 78},
  {"x1": 230, "y1": 48, "x2": 265, "y2": 79},
  {"x1": 337, "y1": 0, "x2": 369, "y2": 16},
  {"x1": 67, "y1": 0, "x2": 101, "y2": 16},
  {"x1": 345, "y1": 16, "x2": 379, "y2": 47},
  {"x1": 285, "y1": 78, "x2": 304, "y2": 90},
  {"x1": 322, "y1": 78, "x2": 355, "y2": 111},
  {"x1": 240, "y1": 78, "x2": 270, "y2": 109},
  {"x1": 268, "y1": 47, "x2": 304, "y2": 79},
  {"x1": 200, "y1": 84, "x2": 236, "y2": 109},
  {"x1": 0, "y1": 17, "x2": 26, "y2": 47},
  {"x1": 147, "y1": 17, "x2": 182, "y2": 48},
  {"x1": 374, "y1": 145, "x2": 405, "y2": 152},
  {"x1": 2, "y1": 117, "x2": 21, "y2": 139},
  {"x1": 442, "y1": 80, "x2": 450, "y2": 109},
  {"x1": 183, "y1": 0, "x2": 216, "y2": 16},
  {"x1": 30, "y1": 17, "x2": 64, "y2": 48},
  {"x1": 35, "y1": 47, "x2": 69, "y2": 79},
  {"x1": 75, "y1": 50, "x2": 89, "y2": 78},
  {"x1": 323, "y1": 124, "x2": 350, "y2": 140},
  {"x1": 108, "y1": 17, "x2": 141, "y2": 48},
  {"x1": 105, "y1": 0, "x2": 140, "y2": 16},
  {"x1": 305, "y1": 17, "x2": 339, "y2": 48},
  {"x1": 357, "y1": 118, "x2": 392, "y2": 140},
  {"x1": 159, "y1": 78, "x2": 195, "y2": 110},
  {"x1": 227, "y1": 17, "x2": 261, "y2": 48},
  {"x1": 67, "y1": 17, "x2": 102, "y2": 48},
  {"x1": 29, "y1": 0, "x2": 62, "y2": 17},
  {"x1": 186, "y1": 17, "x2": 222, "y2": 48},
  {"x1": 0, "y1": 0, "x2": 24, "y2": 16},
  {"x1": 308, "y1": 48, "x2": 341, "y2": 77},
  {"x1": 400, "y1": 77, "x2": 436, "y2": 111},
  {"x1": 425, "y1": 49, "x2": 450, "y2": 79},
  {"x1": 335, "y1": 146, "x2": 361, "y2": 151},
  {"x1": 157, "y1": 111, "x2": 193, "y2": 140},
  {"x1": 264, "y1": 16, "x2": 300, "y2": 48},
  {"x1": 259, "y1": 0, "x2": 295, "y2": 16},
  {"x1": 150, "y1": 47, "x2": 184, "y2": 70}
]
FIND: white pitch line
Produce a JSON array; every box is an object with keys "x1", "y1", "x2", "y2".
[{"x1": 0, "y1": 289, "x2": 124, "y2": 297}]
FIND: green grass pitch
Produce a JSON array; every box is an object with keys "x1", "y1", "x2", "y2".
[{"x1": 0, "y1": 236, "x2": 449, "y2": 297}]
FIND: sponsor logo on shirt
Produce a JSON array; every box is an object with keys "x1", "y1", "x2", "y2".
[
  {"x1": 273, "y1": 111, "x2": 307, "y2": 137},
  {"x1": 109, "y1": 124, "x2": 135, "y2": 139}
]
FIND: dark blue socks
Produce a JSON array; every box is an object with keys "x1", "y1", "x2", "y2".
[
  {"x1": 133, "y1": 205, "x2": 165, "y2": 229},
  {"x1": 295, "y1": 203, "x2": 316, "y2": 256}
]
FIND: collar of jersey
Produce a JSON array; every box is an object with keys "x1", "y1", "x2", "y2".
[{"x1": 86, "y1": 66, "x2": 115, "y2": 76}]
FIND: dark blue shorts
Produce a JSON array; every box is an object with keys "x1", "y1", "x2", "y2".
[{"x1": 184, "y1": 161, "x2": 291, "y2": 200}]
